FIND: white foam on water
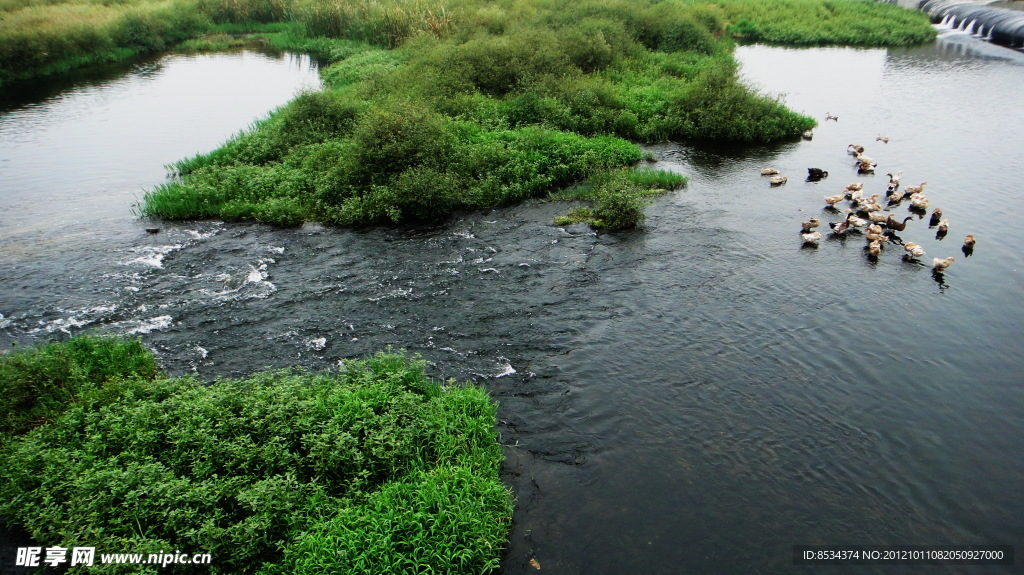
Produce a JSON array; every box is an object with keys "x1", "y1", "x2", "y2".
[
  {"x1": 27, "y1": 304, "x2": 118, "y2": 334},
  {"x1": 307, "y1": 337, "x2": 327, "y2": 351},
  {"x1": 495, "y1": 360, "x2": 517, "y2": 378},
  {"x1": 123, "y1": 244, "x2": 184, "y2": 268},
  {"x1": 195, "y1": 346, "x2": 209, "y2": 359},
  {"x1": 121, "y1": 315, "x2": 174, "y2": 334}
]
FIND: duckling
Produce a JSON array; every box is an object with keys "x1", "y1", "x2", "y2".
[
  {"x1": 867, "y1": 240, "x2": 882, "y2": 257},
  {"x1": 932, "y1": 257, "x2": 956, "y2": 271},
  {"x1": 801, "y1": 231, "x2": 822, "y2": 243},
  {"x1": 826, "y1": 112, "x2": 839, "y2": 121},
  {"x1": 770, "y1": 175, "x2": 788, "y2": 186},
  {"x1": 929, "y1": 208, "x2": 943, "y2": 226},
  {"x1": 876, "y1": 134, "x2": 890, "y2": 143},
  {"x1": 848, "y1": 144, "x2": 865, "y2": 155},
  {"x1": 886, "y1": 215, "x2": 913, "y2": 231},
  {"x1": 761, "y1": 167, "x2": 780, "y2": 176},
  {"x1": 904, "y1": 242, "x2": 926, "y2": 259},
  {"x1": 909, "y1": 193, "x2": 929, "y2": 210},
  {"x1": 905, "y1": 182, "x2": 928, "y2": 195},
  {"x1": 801, "y1": 217, "x2": 821, "y2": 232}
]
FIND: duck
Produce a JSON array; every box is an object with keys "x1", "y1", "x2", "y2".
[
  {"x1": 829, "y1": 214, "x2": 854, "y2": 234},
  {"x1": 858, "y1": 162, "x2": 877, "y2": 173},
  {"x1": 905, "y1": 182, "x2": 928, "y2": 195},
  {"x1": 868, "y1": 212, "x2": 890, "y2": 224},
  {"x1": 801, "y1": 217, "x2": 821, "y2": 232},
  {"x1": 855, "y1": 194, "x2": 883, "y2": 212},
  {"x1": 887, "y1": 171, "x2": 903, "y2": 184},
  {"x1": 845, "y1": 182, "x2": 864, "y2": 192},
  {"x1": 867, "y1": 240, "x2": 882, "y2": 257},
  {"x1": 886, "y1": 181, "x2": 900, "y2": 196},
  {"x1": 807, "y1": 168, "x2": 828, "y2": 180},
  {"x1": 826, "y1": 112, "x2": 839, "y2": 121},
  {"x1": 801, "y1": 231, "x2": 822, "y2": 243},
  {"x1": 876, "y1": 134, "x2": 890, "y2": 143},
  {"x1": 963, "y1": 234, "x2": 976, "y2": 249},
  {"x1": 867, "y1": 223, "x2": 884, "y2": 235},
  {"x1": 825, "y1": 194, "x2": 846, "y2": 207},
  {"x1": 854, "y1": 153, "x2": 875, "y2": 165},
  {"x1": 848, "y1": 144, "x2": 865, "y2": 155},
  {"x1": 802, "y1": 130, "x2": 814, "y2": 140},
  {"x1": 846, "y1": 189, "x2": 863, "y2": 202},
  {"x1": 909, "y1": 193, "x2": 929, "y2": 210},
  {"x1": 904, "y1": 242, "x2": 926, "y2": 258},
  {"x1": 929, "y1": 208, "x2": 943, "y2": 226},
  {"x1": 886, "y1": 215, "x2": 913, "y2": 231},
  {"x1": 770, "y1": 175, "x2": 788, "y2": 186},
  {"x1": 932, "y1": 257, "x2": 956, "y2": 271},
  {"x1": 761, "y1": 167, "x2": 780, "y2": 176},
  {"x1": 866, "y1": 232, "x2": 888, "y2": 244},
  {"x1": 847, "y1": 213, "x2": 869, "y2": 229}
]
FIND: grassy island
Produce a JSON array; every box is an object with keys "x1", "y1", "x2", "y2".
[
  {"x1": 1, "y1": 336, "x2": 512, "y2": 574},
  {"x1": 1, "y1": 0, "x2": 935, "y2": 227}
]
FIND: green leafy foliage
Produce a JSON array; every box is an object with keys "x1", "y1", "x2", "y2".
[
  {"x1": 0, "y1": 343, "x2": 511, "y2": 574},
  {"x1": 0, "y1": 334, "x2": 161, "y2": 437}
]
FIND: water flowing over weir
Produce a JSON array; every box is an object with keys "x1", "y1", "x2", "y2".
[{"x1": 920, "y1": 0, "x2": 1024, "y2": 47}]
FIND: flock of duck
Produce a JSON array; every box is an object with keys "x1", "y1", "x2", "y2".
[{"x1": 761, "y1": 129, "x2": 975, "y2": 275}]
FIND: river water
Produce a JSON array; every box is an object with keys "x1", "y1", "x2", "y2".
[{"x1": 1, "y1": 28, "x2": 1022, "y2": 574}]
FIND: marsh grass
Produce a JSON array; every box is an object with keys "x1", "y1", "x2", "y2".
[{"x1": 0, "y1": 341, "x2": 512, "y2": 574}]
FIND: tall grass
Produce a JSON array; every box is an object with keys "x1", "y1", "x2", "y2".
[
  {"x1": 0, "y1": 334, "x2": 161, "y2": 437},
  {"x1": 0, "y1": 341, "x2": 512, "y2": 574}
]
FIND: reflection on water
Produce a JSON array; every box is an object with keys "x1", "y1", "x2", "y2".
[{"x1": 1, "y1": 32, "x2": 1023, "y2": 575}]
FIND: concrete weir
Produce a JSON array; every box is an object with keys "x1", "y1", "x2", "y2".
[{"x1": 919, "y1": 0, "x2": 1024, "y2": 48}]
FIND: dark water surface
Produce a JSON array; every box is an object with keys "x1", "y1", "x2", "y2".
[{"x1": 1, "y1": 30, "x2": 1022, "y2": 574}]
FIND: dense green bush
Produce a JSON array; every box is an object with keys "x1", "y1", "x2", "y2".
[
  {"x1": 1, "y1": 345, "x2": 512, "y2": 574},
  {"x1": 0, "y1": 335, "x2": 161, "y2": 437}
]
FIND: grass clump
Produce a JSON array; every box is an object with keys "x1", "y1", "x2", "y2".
[
  {"x1": 0, "y1": 339, "x2": 512, "y2": 574},
  {"x1": 0, "y1": 334, "x2": 161, "y2": 437},
  {"x1": 554, "y1": 167, "x2": 686, "y2": 230},
  {"x1": 716, "y1": 0, "x2": 936, "y2": 46}
]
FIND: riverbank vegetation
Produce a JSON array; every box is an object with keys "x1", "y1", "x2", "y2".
[
  {"x1": 0, "y1": 336, "x2": 512, "y2": 574},
  {"x1": 4, "y1": 0, "x2": 935, "y2": 227}
]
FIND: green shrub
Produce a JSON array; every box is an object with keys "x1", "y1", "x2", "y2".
[
  {"x1": 0, "y1": 349, "x2": 512, "y2": 574},
  {"x1": 0, "y1": 335, "x2": 161, "y2": 437}
]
